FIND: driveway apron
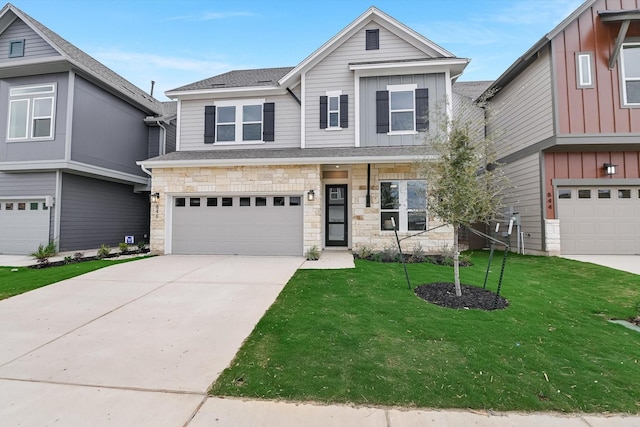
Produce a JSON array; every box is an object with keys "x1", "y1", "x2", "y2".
[{"x1": 0, "y1": 255, "x2": 303, "y2": 426}]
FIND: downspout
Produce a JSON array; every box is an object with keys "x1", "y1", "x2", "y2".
[
  {"x1": 366, "y1": 163, "x2": 371, "y2": 207},
  {"x1": 140, "y1": 164, "x2": 152, "y2": 177},
  {"x1": 156, "y1": 120, "x2": 167, "y2": 155}
]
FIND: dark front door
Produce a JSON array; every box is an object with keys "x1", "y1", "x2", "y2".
[{"x1": 325, "y1": 184, "x2": 348, "y2": 246}]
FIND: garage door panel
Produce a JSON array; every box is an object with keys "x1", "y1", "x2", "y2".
[
  {"x1": 172, "y1": 196, "x2": 303, "y2": 256},
  {"x1": 0, "y1": 200, "x2": 50, "y2": 254},
  {"x1": 558, "y1": 187, "x2": 640, "y2": 255}
]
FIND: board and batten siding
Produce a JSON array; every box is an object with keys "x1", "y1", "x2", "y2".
[
  {"x1": 59, "y1": 173, "x2": 149, "y2": 251},
  {"x1": 501, "y1": 153, "x2": 543, "y2": 252},
  {"x1": 360, "y1": 74, "x2": 445, "y2": 147},
  {"x1": 553, "y1": 0, "x2": 640, "y2": 134},
  {"x1": 178, "y1": 93, "x2": 300, "y2": 151},
  {"x1": 0, "y1": 171, "x2": 57, "y2": 241},
  {"x1": 488, "y1": 46, "x2": 554, "y2": 158},
  {"x1": 0, "y1": 73, "x2": 69, "y2": 162},
  {"x1": 305, "y1": 21, "x2": 432, "y2": 149},
  {"x1": 0, "y1": 18, "x2": 59, "y2": 64},
  {"x1": 71, "y1": 76, "x2": 149, "y2": 177}
]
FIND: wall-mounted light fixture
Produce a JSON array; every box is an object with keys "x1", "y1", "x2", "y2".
[
  {"x1": 150, "y1": 192, "x2": 160, "y2": 203},
  {"x1": 603, "y1": 163, "x2": 618, "y2": 177},
  {"x1": 307, "y1": 189, "x2": 315, "y2": 201}
]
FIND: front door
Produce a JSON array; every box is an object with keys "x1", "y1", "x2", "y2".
[{"x1": 325, "y1": 184, "x2": 348, "y2": 246}]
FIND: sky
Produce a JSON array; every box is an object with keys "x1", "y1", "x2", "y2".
[{"x1": 10, "y1": 0, "x2": 584, "y2": 101}]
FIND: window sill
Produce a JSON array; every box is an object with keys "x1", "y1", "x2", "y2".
[
  {"x1": 324, "y1": 127, "x2": 343, "y2": 131},
  {"x1": 387, "y1": 131, "x2": 417, "y2": 136},
  {"x1": 7, "y1": 137, "x2": 54, "y2": 142},
  {"x1": 213, "y1": 140, "x2": 266, "y2": 146}
]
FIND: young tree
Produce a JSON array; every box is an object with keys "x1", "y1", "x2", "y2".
[{"x1": 422, "y1": 102, "x2": 508, "y2": 296}]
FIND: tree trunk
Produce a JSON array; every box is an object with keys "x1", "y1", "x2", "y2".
[{"x1": 453, "y1": 226, "x2": 462, "y2": 296}]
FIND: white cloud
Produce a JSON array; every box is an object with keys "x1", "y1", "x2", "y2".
[{"x1": 487, "y1": 0, "x2": 584, "y2": 27}]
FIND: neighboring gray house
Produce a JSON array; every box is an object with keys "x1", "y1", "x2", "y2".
[
  {"x1": 139, "y1": 7, "x2": 469, "y2": 257},
  {"x1": 0, "y1": 3, "x2": 175, "y2": 254}
]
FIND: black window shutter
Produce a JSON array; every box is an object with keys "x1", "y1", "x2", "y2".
[
  {"x1": 319, "y1": 96, "x2": 328, "y2": 129},
  {"x1": 366, "y1": 29, "x2": 379, "y2": 50},
  {"x1": 339, "y1": 94, "x2": 348, "y2": 128},
  {"x1": 415, "y1": 88, "x2": 429, "y2": 131},
  {"x1": 204, "y1": 106, "x2": 216, "y2": 144},
  {"x1": 376, "y1": 90, "x2": 389, "y2": 133},
  {"x1": 263, "y1": 102, "x2": 275, "y2": 141}
]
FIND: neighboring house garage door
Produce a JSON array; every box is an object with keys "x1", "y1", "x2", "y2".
[
  {"x1": 172, "y1": 195, "x2": 303, "y2": 256},
  {"x1": 0, "y1": 200, "x2": 50, "y2": 254},
  {"x1": 557, "y1": 187, "x2": 640, "y2": 255}
]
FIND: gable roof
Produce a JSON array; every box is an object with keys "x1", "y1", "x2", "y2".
[
  {"x1": 453, "y1": 80, "x2": 494, "y2": 101},
  {"x1": 278, "y1": 6, "x2": 459, "y2": 87},
  {"x1": 483, "y1": 0, "x2": 598, "y2": 99},
  {"x1": 170, "y1": 67, "x2": 294, "y2": 92},
  {"x1": 0, "y1": 3, "x2": 164, "y2": 115}
]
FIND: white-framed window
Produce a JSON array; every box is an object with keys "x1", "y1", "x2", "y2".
[
  {"x1": 328, "y1": 93, "x2": 340, "y2": 128},
  {"x1": 576, "y1": 52, "x2": 593, "y2": 88},
  {"x1": 387, "y1": 84, "x2": 416, "y2": 134},
  {"x1": 620, "y1": 43, "x2": 640, "y2": 106},
  {"x1": 380, "y1": 180, "x2": 426, "y2": 232},
  {"x1": 7, "y1": 84, "x2": 55, "y2": 140},
  {"x1": 215, "y1": 99, "x2": 264, "y2": 143}
]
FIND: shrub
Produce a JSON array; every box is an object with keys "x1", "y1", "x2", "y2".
[
  {"x1": 380, "y1": 244, "x2": 400, "y2": 263},
  {"x1": 97, "y1": 244, "x2": 111, "y2": 259},
  {"x1": 118, "y1": 242, "x2": 130, "y2": 254},
  {"x1": 409, "y1": 243, "x2": 426, "y2": 263},
  {"x1": 355, "y1": 243, "x2": 375, "y2": 260},
  {"x1": 63, "y1": 255, "x2": 73, "y2": 264},
  {"x1": 305, "y1": 245, "x2": 320, "y2": 261},
  {"x1": 73, "y1": 252, "x2": 84, "y2": 262},
  {"x1": 137, "y1": 240, "x2": 147, "y2": 251},
  {"x1": 31, "y1": 241, "x2": 57, "y2": 265}
]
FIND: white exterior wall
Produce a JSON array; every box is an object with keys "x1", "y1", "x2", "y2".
[
  {"x1": 178, "y1": 92, "x2": 301, "y2": 151},
  {"x1": 488, "y1": 46, "x2": 554, "y2": 157},
  {"x1": 304, "y1": 21, "x2": 431, "y2": 149}
]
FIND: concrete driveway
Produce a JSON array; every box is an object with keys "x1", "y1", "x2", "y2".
[
  {"x1": 561, "y1": 255, "x2": 640, "y2": 275},
  {"x1": 0, "y1": 255, "x2": 304, "y2": 426}
]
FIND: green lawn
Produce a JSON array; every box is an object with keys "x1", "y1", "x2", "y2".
[
  {"x1": 211, "y1": 252, "x2": 640, "y2": 413},
  {"x1": 0, "y1": 258, "x2": 145, "y2": 300}
]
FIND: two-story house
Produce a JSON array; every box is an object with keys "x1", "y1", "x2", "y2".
[
  {"x1": 139, "y1": 7, "x2": 469, "y2": 256},
  {"x1": 482, "y1": 0, "x2": 640, "y2": 256},
  {"x1": 0, "y1": 3, "x2": 175, "y2": 254}
]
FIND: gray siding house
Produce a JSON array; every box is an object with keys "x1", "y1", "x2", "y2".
[
  {"x1": 0, "y1": 3, "x2": 175, "y2": 254},
  {"x1": 139, "y1": 7, "x2": 469, "y2": 257}
]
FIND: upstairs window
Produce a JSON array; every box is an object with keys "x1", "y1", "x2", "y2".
[
  {"x1": 319, "y1": 91, "x2": 348, "y2": 129},
  {"x1": 204, "y1": 100, "x2": 274, "y2": 144},
  {"x1": 8, "y1": 84, "x2": 55, "y2": 140},
  {"x1": 8, "y1": 39, "x2": 25, "y2": 58},
  {"x1": 376, "y1": 85, "x2": 428, "y2": 134},
  {"x1": 621, "y1": 43, "x2": 640, "y2": 106},
  {"x1": 576, "y1": 52, "x2": 594, "y2": 88},
  {"x1": 366, "y1": 29, "x2": 379, "y2": 50}
]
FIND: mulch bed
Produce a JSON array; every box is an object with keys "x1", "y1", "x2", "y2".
[
  {"x1": 414, "y1": 282, "x2": 508, "y2": 311},
  {"x1": 29, "y1": 249, "x2": 150, "y2": 269}
]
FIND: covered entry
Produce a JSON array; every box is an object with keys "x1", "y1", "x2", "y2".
[
  {"x1": 557, "y1": 186, "x2": 640, "y2": 254},
  {"x1": 171, "y1": 195, "x2": 303, "y2": 255},
  {"x1": 0, "y1": 199, "x2": 50, "y2": 254}
]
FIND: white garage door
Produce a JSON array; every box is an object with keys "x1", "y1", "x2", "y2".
[
  {"x1": 557, "y1": 187, "x2": 640, "y2": 255},
  {"x1": 172, "y1": 195, "x2": 303, "y2": 256},
  {"x1": 0, "y1": 200, "x2": 51, "y2": 254}
]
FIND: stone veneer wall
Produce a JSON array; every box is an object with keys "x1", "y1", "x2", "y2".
[
  {"x1": 150, "y1": 165, "x2": 322, "y2": 254},
  {"x1": 544, "y1": 219, "x2": 561, "y2": 256},
  {"x1": 350, "y1": 163, "x2": 453, "y2": 254}
]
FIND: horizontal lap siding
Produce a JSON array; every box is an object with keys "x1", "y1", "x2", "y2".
[
  {"x1": 179, "y1": 93, "x2": 300, "y2": 150},
  {"x1": 71, "y1": 76, "x2": 148, "y2": 177},
  {"x1": 488, "y1": 46, "x2": 554, "y2": 158},
  {"x1": 0, "y1": 19, "x2": 59, "y2": 63},
  {"x1": 502, "y1": 153, "x2": 543, "y2": 251},
  {"x1": 305, "y1": 21, "x2": 430, "y2": 149},
  {"x1": 59, "y1": 173, "x2": 149, "y2": 251},
  {"x1": 0, "y1": 171, "x2": 57, "y2": 241}
]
